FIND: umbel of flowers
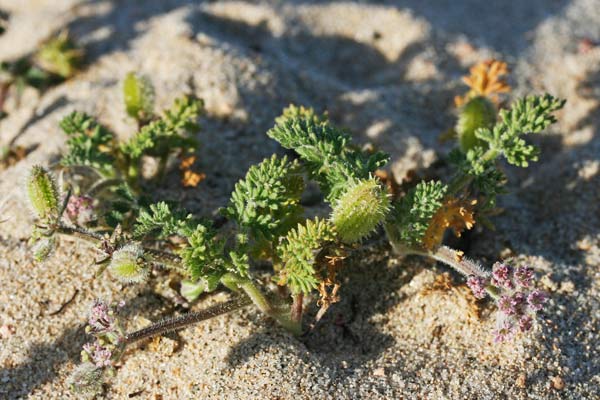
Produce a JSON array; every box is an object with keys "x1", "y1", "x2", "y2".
[{"x1": 466, "y1": 263, "x2": 548, "y2": 342}]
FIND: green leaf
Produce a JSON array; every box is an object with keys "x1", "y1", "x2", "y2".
[
  {"x1": 223, "y1": 155, "x2": 305, "y2": 245},
  {"x1": 475, "y1": 94, "x2": 565, "y2": 167},
  {"x1": 267, "y1": 105, "x2": 389, "y2": 203},
  {"x1": 385, "y1": 180, "x2": 447, "y2": 247},
  {"x1": 120, "y1": 95, "x2": 202, "y2": 160},
  {"x1": 277, "y1": 217, "x2": 337, "y2": 295},
  {"x1": 177, "y1": 223, "x2": 227, "y2": 281},
  {"x1": 59, "y1": 112, "x2": 115, "y2": 175},
  {"x1": 133, "y1": 201, "x2": 194, "y2": 238}
]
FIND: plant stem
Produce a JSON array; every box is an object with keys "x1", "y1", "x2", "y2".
[
  {"x1": 124, "y1": 295, "x2": 252, "y2": 345},
  {"x1": 394, "y1": 244, "x2": 498, "y2": 299},
  {"x1": 220, "y1": 272, "x2": 302, "y2": 335},
  {"x1": 144, "y1": 248, "x2": 188, "y2": 275},
  {"x1": 56, "y1": 224, "x2": 104, "y2": 242},
  {"x1": 291, "y1": 293, "x2": 303, "y2": 324},
  {"x1": 86, "y1": 178, "x2": 124, "y2": 197}
]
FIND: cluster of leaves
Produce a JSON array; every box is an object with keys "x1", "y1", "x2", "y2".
[
  {"x1": 57, "y1": 75, "x2": 202, "y2": 226},
  {"x1": 385, "y1": 181, "x2": 447, "y2": 248},
  {"x1": 267, "y1": 106, "x2": 388, "y2": 203}
]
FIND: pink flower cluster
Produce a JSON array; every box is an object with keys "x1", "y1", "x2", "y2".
[
  {"x1": 466, "y1": 263, "x2": 548, "y2": 342},
  {"x1": 82, "y1": 341, "x2": 113, "y2": 367},
  {"x1": 65, "y1": 195, "x2": 95, "y2": 225}
]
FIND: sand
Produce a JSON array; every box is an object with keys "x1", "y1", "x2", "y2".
[{"x1": 0, "y1": 0, "x2": 598, "y2": 399}]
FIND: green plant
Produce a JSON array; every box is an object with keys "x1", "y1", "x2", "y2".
[
  {"x1": 0, "y1": 31, "x2": 82, "y2": 120},
  {"x1": 23, "y1": 63, "x2": 563, "y2": 396}
]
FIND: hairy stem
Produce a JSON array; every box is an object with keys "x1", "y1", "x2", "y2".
[
  {"x1": 56, "y1": 224, "x2": 104, "y2": 242},
  {"x1": 291, "y1": 293, "x2": 303, "y2": 324},
  {"x1": 124, "y1": 295, "x2": 252, "y2": 344},
  {"x1": 221, "y1": 272, "x2": 302, "y2": 335},
  {"x1": 144, "y1": 247, "x2": 188, "y2": 276},
  {"x1": 394, "y1": 243, "x2": 498, "y2": 299}
]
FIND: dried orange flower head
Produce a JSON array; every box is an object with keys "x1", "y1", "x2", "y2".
[
  {"x1": 423, "y1": 197, "x2": 477, "y2": 250},
  {"x1": 455, "y1": 59, "x2": 511, "y2": 106}
]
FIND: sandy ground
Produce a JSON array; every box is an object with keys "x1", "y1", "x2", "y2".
[{"x1": 0, "y1": 0, "x2": 599, "y2": 399}]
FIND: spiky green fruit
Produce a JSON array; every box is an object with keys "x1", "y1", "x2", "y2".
[
  {"x1": 32, "y1": 236, "x2": 56, "y2": 262},
  {"x1": 109, "y1": 244, "x2": 148, "y2": 283},
  {"x1": 456, "y1": 96, "x2": 496, "y2": 152},
  {"x1": 27, "y1": 166, "x2": 60, "y2": 222},
  {"x1": 123, "y1": 72, "x2": 155, "y2": 121},
  {"x1": 331, "y1": 178, "x2": 390, "y2": 243}
]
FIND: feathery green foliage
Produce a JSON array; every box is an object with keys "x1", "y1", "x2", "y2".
[
  {"x1": 133, "y1": 201, "x2": 193, "y2": 238},
  {"x1": 59, "y1": 112, "x2": 115, "y2": 175},
  {"x1": 475, "y1": 94, "x2": 565, "y2": 167},
  {"x1": 267, "y1": 105, "x2": 388, "y2": 202},
  {"x1": 120, "y1": 95, "x2": 202, "y2": 160},
  {"x1": 278, "y1": 218, "x2": 337, "y2": 295},
  {"x1": 385, "y1": 181, "x2": 447, "y2": 247},
  {"x1": 178, "y1": 223, "x2": 227, "y2": 282},
  {"x1": 223, "y1": 155, "x2": 304, "y2": 244}
]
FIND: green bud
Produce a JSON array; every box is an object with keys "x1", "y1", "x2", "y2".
[
  {"x1": 123, "y1": 72, "x2": 155, "y2": 121},
  {"x1": 456, "y1": 96, "x2": 496, "y2": 152},
  {"x1": 331, "y1": 178, "x2": 390, "y2": 243},
  {"x1": 32, "y1": 236, "x2": 56, "y2": 262},
  {"x1": 109, "y1": 244, "x2": 148, "y2": 283},
  {"x1": 27, "y1": 166, "x2": 60, "y2": 222}
]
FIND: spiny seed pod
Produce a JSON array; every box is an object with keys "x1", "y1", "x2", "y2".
[
  {"x1": 456, "y1": 96, "x2": 496, "y2": 152},
  {"x1": 67, "y1": 362, "x2": 104, "y2": 397},
  {"x1": 331, "y1": 178, "x2": 390, "y2": 243},
  {"x1": 32, "y1": 236, "x2": 56, "y2": 262},
  {"x1": 109, "y1": 244, "x2": 148, "y2": 283},
  {"x1": 26, "y1": 166, "x2": 60, "y2": 222}
]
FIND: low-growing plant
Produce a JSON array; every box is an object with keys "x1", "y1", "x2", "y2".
[
  {"x1": 0, "y1": 31, "x2": 83, "y2": 167},
  {"x1": 0, "y1": 31, "x2": 82, "y2": 120},
  {"x1": 23, "y1": 62, "x2": 564, "y2": 395}
]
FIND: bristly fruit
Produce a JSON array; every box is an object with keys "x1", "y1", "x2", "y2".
[
  {"x1": 32, "y1": 236, "x2": 56, "y2": 262},
  {"x1": 456, "y1": 96, "x2": 496, "y2": 152},
  {"x1": 331, "y1": 177, "x2": 390, "y2": 243},
  {"x1": 109, "y1": 243, "x2": 148, "y2": 283},
  {"x1": 26, "y1": 165, "x2": 60, "y2": 222}
]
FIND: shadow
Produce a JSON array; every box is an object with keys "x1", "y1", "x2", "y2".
[
  {"x1": 7, "y1": 95, "x2": 70, "y2": 147},
  {"x1": 226, "y1": 241, "x2": 421, "y2": 372},
  {"x1": 290, "y1": 0, "x2": 569, "y2": 57},
  {"x1": 0, "y1": 325, "x2": 86, "y2": 399}
]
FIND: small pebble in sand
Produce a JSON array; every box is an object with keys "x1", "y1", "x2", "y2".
[
  {"x1": 373, "y1": 368, "x2": 386, "y2": 377},
  {"x1": 551, "y1": 376, "x2": 565, "y2": 390},
  {"x1": 515, "y1": 373, "x2": 527, "y2": 388},
  {"x1": 0, "y1": 324, "x2": 15, "y2": 338}
]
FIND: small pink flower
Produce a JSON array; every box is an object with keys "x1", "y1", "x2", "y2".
[
  {"x1": 65, "y1": 195, "x2": 95, "y2": 225},
  {"x1": 88, "y1": 299, "x2": 114, "y2": 332},
  {"x1": 493, "y1": 319, "x2": 515, "y2": 342},
  {"x1": 491, "y1": 263, "x2": 513, "y2": 289},
  {"x1": 518, "y1": 315, "x2": 533, "y2": 332},
  {"x1": 514, "y1": 266, "x2": 534, "y2": 288},
  {"x1": 466, "y1": 275, "x2": 488, "y2": 299},
  {"x1": 527, "y1": 290, "x2": 548, "y2": 312}
]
